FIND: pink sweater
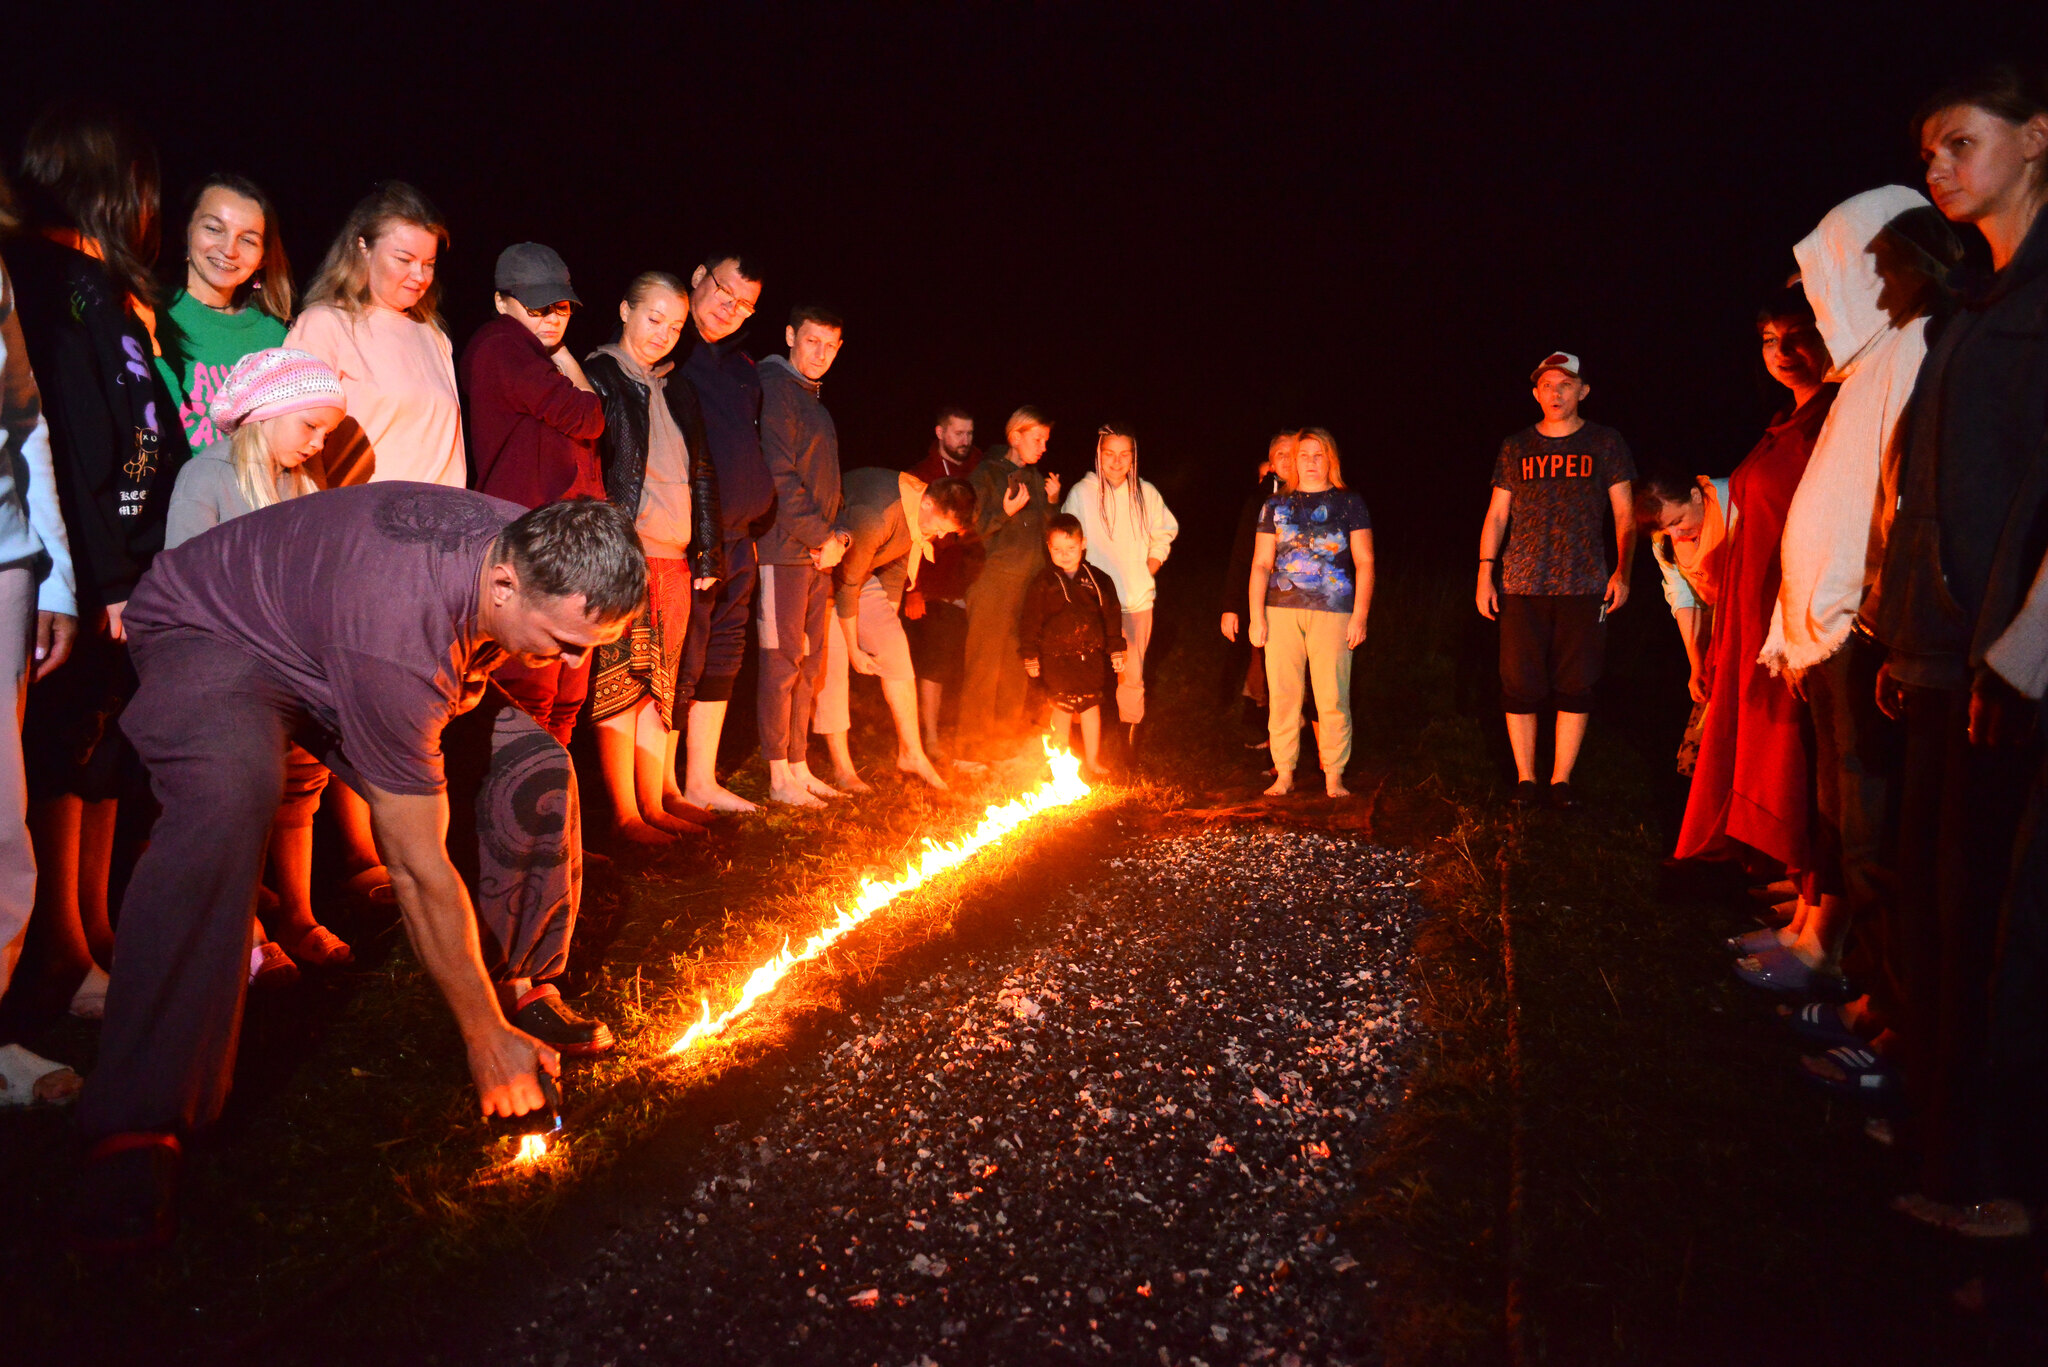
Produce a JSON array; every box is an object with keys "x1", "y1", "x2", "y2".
[{"x1": 285, "y1": 304, "x2": 465, "y2": 488}]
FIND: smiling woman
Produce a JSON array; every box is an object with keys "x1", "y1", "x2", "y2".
[
  {"x1": 284, "y1": 181, "x2": 464, "y2": 489},
  {"x1": 152, "y1": 174, "x2": 294, "y2": 455}
]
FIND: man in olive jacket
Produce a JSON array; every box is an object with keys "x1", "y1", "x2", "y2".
[{"x1": 960, "y1": 405, "x2": 1058, "y2": 759}]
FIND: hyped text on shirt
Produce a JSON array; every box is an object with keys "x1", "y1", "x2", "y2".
[{"x1": 1519, "y1": 451, "x2": 1600, "y2": 481}]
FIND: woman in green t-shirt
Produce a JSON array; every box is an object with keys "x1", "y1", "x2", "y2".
[{"x1": 153, "y1": 174, "x2": 295, "y2": 457}]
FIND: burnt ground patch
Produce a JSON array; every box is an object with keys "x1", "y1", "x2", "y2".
[{"x1": 463, "y1": 827, "x2": 1424, "y2": 1367}]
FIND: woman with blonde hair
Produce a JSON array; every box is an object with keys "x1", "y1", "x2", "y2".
[
  {"x1": 154, "y1": 173, "x2": 293, "y2": 457},
  {"x1": 285, "y1": 182, "x2": 460, "y2": 896},
  {"x1": 1061, "y1": 422, "x2": 1178, "y2": 754},
  {"x1": 162, "y1": 347, "x2": 354, "y2": 982},
  {"x1": 1248, "y1": 428, "x2": 1374, "y2": 798},
  {"x1": 285, "y1": 181, "x2": 461, "y2": 488}
]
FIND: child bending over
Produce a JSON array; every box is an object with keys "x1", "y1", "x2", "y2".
[{"x1": 1020, "y1": 515, "x2": 1126, "y2": 778}]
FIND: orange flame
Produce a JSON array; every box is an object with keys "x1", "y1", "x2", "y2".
[
  {"x1": 515, "y1": 1133, "x2": 549, "y2": 1163},
  {"x1": 666, "y1": 741, "x2": 1091, "y2": 1056}
]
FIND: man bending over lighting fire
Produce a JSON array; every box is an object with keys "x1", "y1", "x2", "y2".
[{"x1": 69, "y1": 488, "x2": 646, "y2": 1253}]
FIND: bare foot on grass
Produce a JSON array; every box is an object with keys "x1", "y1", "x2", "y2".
[
  {"x1": 1264, "y1": 772, "x2": 1293, "y2": 797},
  {"x1": 684, "y1": 784, "x2": 760, "y2": 814},
  {"x1": 831, "y1": 769, "x2": 875, "y2": 795},
  {"x1": 1082, "y1": 762, "x2": 1114, "y2": 781},
  {"x1": 767, "y1": 777, "x2": 829, "y2": 808},
  {"x1": 1325, "y1": 774, "x2": 1352, "y2": 798},
  {"x1": 662, "y1": 795, "x2": 718, "y2": 826},
  {"x1": 794, "y1": 765, "x2": 844, "y2": 800},
  {"x1": 613, "y1": 817, "x2": 677, "y2": 846},
  {"x1": 647, "y1": 809, "x2": 709, "y2": 836},
  {"x1": 897, "y1": 754, "x2": 949, "y2": 790}
]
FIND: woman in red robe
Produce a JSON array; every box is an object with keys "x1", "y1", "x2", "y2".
[{"x1": 1675, "y1": 287, "x2": 1836, "y2": 986}]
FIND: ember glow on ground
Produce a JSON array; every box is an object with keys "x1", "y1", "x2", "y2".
[
  {"x1": 662, "y1": 745, "x2": 1093, "y2": 1059},
  {"x1": 491, "y1": 828, "x2": 1423, "y2": 1366}
]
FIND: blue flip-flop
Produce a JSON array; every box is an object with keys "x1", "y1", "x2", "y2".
[
  {"x1": 1734, "y1": 945, "x2": 1820, "y2": 993},
  {"x1": 1799, "y1": 1044, "x2": 1899, "y2": 1106},
  {"x1": 1785, "y1": 1001, "x2": 1864, "y2": 1048},
  {"x1": 1727, "y1": 927, "x2": 1788, "y2": 955}
]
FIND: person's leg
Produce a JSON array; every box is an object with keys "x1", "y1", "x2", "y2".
[
  {"x1": 327, "y1": 784, "x2": 384, "y2": 884},
  {"x1": 1496, "y1": 594, "x2": 1544, "y2": 785},
  {"x1": 1550, "y1": 594, "x2": 1607, "y2": 786},
  {"x1": 1985, "y1": 736, "x2": 2048, "y2": 1207},
  {"x1": 76, "y1": 797, "x2": 116, "y2": 965},
  {"x1": 916, "y1": 678, "x2": 945, "y2": 753},
  {"x1": 264, "y1": 747, "x2": 344, "y2": 961},
  {"x1": 959, "y1": 574, "x2": 1007, "y2": 758},
  {"x1": 756, "y1": 563, "x2": 810, "y2": 803},
  {"x1": 1303, "y1": 611, "x2": 1354, "y2": 794},
  {"x1": 1264, "y1": 608, "x2": 1310, "y2": 794},
  {"x1": 635, "y1": 702, "x2": 698, "y2": 835},
  {"x1": 1078, "y1": 705, "x2": 1105, "y2": 775},
  {"x1": 26, "y1": 795, "x2": 91, "y2": 978},
  {"x1": 594, "y1": 701, "x2": 672, "y2": 845},
  {"x1": 1048, "y1": 707, "x2": 1073, "y2": 754},
  {"x1": 0, "y1": 568, "x2": 33, "y2": 1001},
  {"x1": 76, "y1": 633, "x2": 294, "y2": 1140},
  {"x1": 788, "y1": 568, "x2": 841, "y2": 798},
  {"x1": 682, "y1": 540, "x2": 759, "y2": 812},
  {"x1": 813, "y1": 605, "x2": 871, "y2": 793},
  {"x1": 858, "y1": 577, "x2": 944, "y2": 788},
  {"x1": 989, "y1": 573, "x2": 1033, "y2": 746},
  {"x1": 1116, "y1": 609, "x2": 1153, "y2": 732}
]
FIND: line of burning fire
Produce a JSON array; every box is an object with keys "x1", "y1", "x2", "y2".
[{"x1": 505, "y1": 742, "x2": 1094, "y2": 1169}]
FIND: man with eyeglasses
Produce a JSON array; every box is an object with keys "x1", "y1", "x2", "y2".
[
  {"x1": 462, "y1": 240, "x2": 607, "y2": 745},
  {"x1": 677, "y1": 251, "x2": 774, "y2": 812}
]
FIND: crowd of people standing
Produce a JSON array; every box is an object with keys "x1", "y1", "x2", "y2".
[
  {"x1": 1610, "y1": 64, "x2": 2048, "y2": 1275},
  {"x1": 0, "y1": 97, "x2": 1396, "y2": 1252}
]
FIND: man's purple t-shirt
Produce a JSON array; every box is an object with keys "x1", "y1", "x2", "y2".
[{"x1": 125, "y1": 482, "x2": 517, "y2": 796}]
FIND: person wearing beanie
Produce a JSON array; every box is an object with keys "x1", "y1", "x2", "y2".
[{"x1": 163, "y1": 346, "x2": 354, "y2": 985}]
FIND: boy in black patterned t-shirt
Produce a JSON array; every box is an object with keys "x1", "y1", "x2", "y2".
[{"x1": 1474, "y1": 352, "x2": 1636, "y2": 809}]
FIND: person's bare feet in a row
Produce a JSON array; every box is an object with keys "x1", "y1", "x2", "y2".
[{"x1": 1262, "y1": 769, "x2": 1352, "y2": 797}]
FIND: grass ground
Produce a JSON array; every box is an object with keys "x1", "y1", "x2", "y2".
[{"x1": 7, "y1": 566, "x2": 2045, "y2": 1364}]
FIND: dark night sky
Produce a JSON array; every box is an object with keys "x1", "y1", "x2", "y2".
[{"x1": 4, "y1": 2, "x2": 2038, "y2": 567}]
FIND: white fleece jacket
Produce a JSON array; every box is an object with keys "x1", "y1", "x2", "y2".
[
  {"x1": 1762, "y1": 185, "x2": 1935, "y2": 675},
  {"x1": 1062, "y1": 473, "x2": 1178, "y2": 613}
]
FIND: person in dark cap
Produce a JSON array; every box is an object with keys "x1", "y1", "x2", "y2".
[{"x1": 461, "y1": 242, "x2": 607, "y2": 745}]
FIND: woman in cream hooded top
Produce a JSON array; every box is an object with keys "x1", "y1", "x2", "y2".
[{"x1": 1764, "y1": 186, "x2": 1949, "y2": 677}]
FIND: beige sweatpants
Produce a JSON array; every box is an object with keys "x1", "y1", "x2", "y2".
[
  {"x1": 1263, "y1": 606, "x2": 1353, "y2": 775},
  {"x1": 1116, "y1": 608, "x2": 1152, "y2": 725}
]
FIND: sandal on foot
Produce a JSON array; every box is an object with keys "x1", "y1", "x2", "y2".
[
  {"x1": 1728, "y1": 927, "x2": 1789, "y2": 954},
  {"x1": 1734, "y1": 946, "x2": 1845, "y2": 997},
  {"x1": 69, "y1": 1132, "x2": 181, "y2": 1256},
  {"x1": 281, "y1": 923, "x2": 353, "y2": 969},
  {"x1": 68, "y1": 965, "x2": 111, "y2": 1020},
  {"x1": 1783, "y1": 1001, "x2": 1865, "y2": 1048},
  {"x1": 248, "y1": 941, "x2": 299, "y2": 990},
  {"x1": 0, "y1": 1042, "x2": 83, "y2": 1107},
  {"x1": 342, "y1": 865, "x2": 396, "y2": 905},
  {"x1": 1800, "y1": 1044, "x2": 1898, "y2": 1103}
]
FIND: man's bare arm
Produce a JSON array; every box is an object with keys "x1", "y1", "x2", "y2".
[{"x1": 364, "y1": 784, "x2": 558, "y2": 1116}]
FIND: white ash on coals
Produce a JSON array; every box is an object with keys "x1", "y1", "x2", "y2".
[{"x1": 501, "y1": 828, "x2": 1426, "y2": 1367}]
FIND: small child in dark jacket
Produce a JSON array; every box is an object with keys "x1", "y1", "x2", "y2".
[{"x1": 1020, "y1": 515, "x2": 1126, "y2": 778}]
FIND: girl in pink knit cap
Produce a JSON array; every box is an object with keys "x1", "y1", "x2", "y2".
[
  {"x1": 205, "y1": 347, "x2": 346, "y2": 515},
  {"x1": 162, "y1": 346, "x2": 353, "y2": 983}
]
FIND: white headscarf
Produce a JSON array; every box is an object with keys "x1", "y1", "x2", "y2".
[{"x1": 1762, "y1": 185, "x2": 1938, "y2": 674}]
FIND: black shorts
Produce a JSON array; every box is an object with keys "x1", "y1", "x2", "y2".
[
  {"x1": 1498, "y1": 593, "x2": 1606, "y2": 715},
  {"x1": 904, "y1": 598, "x2": 968, "y2": 688}
]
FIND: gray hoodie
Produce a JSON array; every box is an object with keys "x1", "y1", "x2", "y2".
[{"x1": 755, "y1": 353, "x2": 846, "y2": 565}]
